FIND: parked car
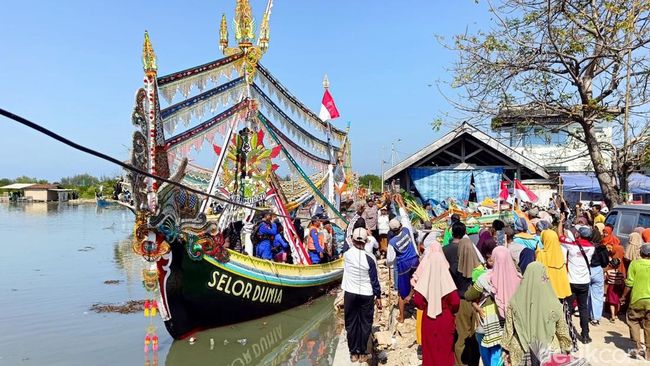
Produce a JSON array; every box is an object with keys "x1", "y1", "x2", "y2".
[{"x1": 604, "y1": 204, "x2": 650, "y2": 246}]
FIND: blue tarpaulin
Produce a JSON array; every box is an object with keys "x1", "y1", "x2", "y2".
[
  {"x1": 561, "y1": 172, "x2": 650, "y2": 194},
  {"x1": 408, "y1": 167, "x2": 503, "y2": 204}
]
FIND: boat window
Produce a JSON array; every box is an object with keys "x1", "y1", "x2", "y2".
[
  {"x1": 618, "y1": 212, "x2": 638, "y2": 235},
  {"x1": 605, "y1": 211, "x2": 617, "y2": 227},
  {"x1": 638, "y1": 213, "x2": 650, "y2": 228}
]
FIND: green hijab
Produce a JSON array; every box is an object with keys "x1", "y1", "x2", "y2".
[{"x1": 508, "y1": 262, "x2": 564, "y2": 350}]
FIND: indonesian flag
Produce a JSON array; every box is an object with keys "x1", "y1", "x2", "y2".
[
  {"x1": 318, "y1": 89, "x2": 340, "y2": 121},
  {"x1": 514, "y1": 179, "x2": 538, "y2": 203},
  {"x1": 499, "y1": 181, "x2": 509, "y2": 201}
]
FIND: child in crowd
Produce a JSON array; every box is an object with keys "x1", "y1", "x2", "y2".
[{"x1": 605, "y1": 258, "x2": 626, "y2": 323}]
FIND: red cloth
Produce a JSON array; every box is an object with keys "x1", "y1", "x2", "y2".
[{"x1": 413, "y1": 290, "x2": 460, "y2": 366}]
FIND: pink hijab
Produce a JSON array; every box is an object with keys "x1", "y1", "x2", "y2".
[
  {"x1": 414, "y1": 251, "x2": 457, "y2": 318},
  {"x1": 413, "y1": 242, "x2": 443, "y2": 282},
  {"x1": 490, "y1": 246, "x2": 522, "y2": 317}
]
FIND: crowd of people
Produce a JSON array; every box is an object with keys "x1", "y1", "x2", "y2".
[{"x1": 340, "y1": 194, "x2": 650, "y2": 365}]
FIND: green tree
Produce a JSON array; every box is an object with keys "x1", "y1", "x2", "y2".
[
  {"x1": 359, "y1": 174, "x2": 382, "y2": 192},
  {"x1": 60, "y1": 174, "x2": 100, "y2": 187},
  {"x1": 447, "y1": 0, "x2": 650, "y2": 208},
  {"x1": 13, "y1": 176, "x2": 48, "y2": 184}
]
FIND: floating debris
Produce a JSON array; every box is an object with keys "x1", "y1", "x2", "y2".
[
  {"x1": 77, "y1": 246, "x2": 95, "y2": 252},
  {"x1": 223, "y1": 339, "x2": 229, "y2": 345},
  {"x1": 189, "y1": 337, "x2": 197, "y2": 345},
  {"x1": 237, "y1": 338, "x2": 247, "y2": 346},
  {"x1": 90, "y1": 300, "x2": 144, "y2": 314},
  {"x1": 103, "y1": 280, "x2": 121, "y2": 285}
]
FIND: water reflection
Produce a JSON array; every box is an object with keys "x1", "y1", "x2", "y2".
[
  {"x1": 164, "y1": 296, "x2": 340, "y2": 366},
  {"x1": 0, "y1": 203, "x2": 341, "y2": 365}
]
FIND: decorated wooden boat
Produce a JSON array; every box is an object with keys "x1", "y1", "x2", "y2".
[
  {"x1": 158, "y1": 238, "x2": 342, "y2": 339},
  {"x1": 126, "y1": 0, "x2": 351, "y2": 340}
]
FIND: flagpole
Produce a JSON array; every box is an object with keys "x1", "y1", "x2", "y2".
[{"x1": 322, "y1": 74, "x2": 336, "y2": 213}]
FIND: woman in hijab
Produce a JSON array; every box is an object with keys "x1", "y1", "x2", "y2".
[
  {"x1": 413, "y1": 251, "x2": 460, "y2": 366},
  {"x1": 518, "y1": 248, "x2": 536, "y2": 274},
  {"x1": 477, "y1": 230, "x2": 496, "y2": 258},
  {"x1": 602, "y1": 226, "x2": 626, "y2": 276},
  {"x1": 537, "y1": 230, "x2": 572, "y2": 299},
  {"x1": 412, "y1": 241, "x2": 444, "y2": 357},
  {"x1": 513, "y1": 217, "x2": 542, "y2": 251},
  {"x1": 454, "y1": 237, "x2": 482, "y2": 366},
  {"x1": 502, "y1": 263, "x2": 573, "y2": 366},
  {"x1": 594, "y1": 223, "x2": 605, "y2": 236},
  {"x1": 625, "y1": 232, "x2": 643, "y2": 265},
  {"x1": 642, "y1": 228, "x2": 650, "y2": 243},
  {"x1": 465, "y1": 247, "x2": 522, "y2": 366}
]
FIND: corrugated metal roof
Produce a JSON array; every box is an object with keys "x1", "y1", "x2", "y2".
[
  {"x1": 384, "y1": 122, "x2": 549, "y2": 180},
  {"x1": 23, "y1": 184, "x2": 59, "y2": 190},
  {"x1": 0, "y1": 183, "x2": 36, "y2": 190}
]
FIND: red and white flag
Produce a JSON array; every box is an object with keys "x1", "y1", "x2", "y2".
[
  {"x1": 514, "y1": 179, "x2": 538, "y2": 203},
  {"x1": 318, "y1": 89, "x2": 340, "y2": 121}
]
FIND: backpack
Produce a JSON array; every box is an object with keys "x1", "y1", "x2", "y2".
[{"x1": 251, "y1": 222, "x2": 271, "y2": 247}]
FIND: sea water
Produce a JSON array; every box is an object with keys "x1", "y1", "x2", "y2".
[{"x1": 0, "y1": 203, "x2": 339, "y2": 365}]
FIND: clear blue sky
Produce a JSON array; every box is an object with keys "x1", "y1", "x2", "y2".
[{"x1": 0, "y1": 0, "x2": 492, "y2": 181}]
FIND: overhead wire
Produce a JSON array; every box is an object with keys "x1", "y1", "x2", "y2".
[{"x1": 0, "y1": 107, "x2": 325, "y2": 221}]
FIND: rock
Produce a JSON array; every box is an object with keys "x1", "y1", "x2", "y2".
[
  {"x1": 377, "y1": 350, "x2": 388, "y2": 362},
  {"x1": 333, "y1": 290, "x2": 345, "y2": 311},
  {"x1": 375, "y1": 330, "x2": 393, "y2": 347}
]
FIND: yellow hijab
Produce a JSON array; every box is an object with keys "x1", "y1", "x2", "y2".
[{"x1": 536, "y1": 230, "x2": 572, "y2": 299}]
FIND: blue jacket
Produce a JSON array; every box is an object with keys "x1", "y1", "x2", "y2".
[{"x1": 256, "y1": 222, "x2": 278, "y2": 260}]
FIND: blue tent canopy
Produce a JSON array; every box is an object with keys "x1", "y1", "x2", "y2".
[{"x1": 561, "y1": 172, "x2": 650, "y2": 194}]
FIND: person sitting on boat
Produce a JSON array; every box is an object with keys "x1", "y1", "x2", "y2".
[
  {"x1": 306, "y1": 216, "x2": 327, "y2": 264},
  {"x1": 272, "y1": 218, "x2": 290, "y2": 263},
  {"x1": 320, "y1": 216, "x2": 335, "y2": 259},
  {"x1": 255, "y1": 211, "x2": 286, "y2": 261}
]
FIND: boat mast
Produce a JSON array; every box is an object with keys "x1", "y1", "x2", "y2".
[
  {"x1": 201, "y1": 0, "x2": 273, "y2": 213},
  {"x1": 142, "y1": 32, "x2": 162, "y2": 211}
]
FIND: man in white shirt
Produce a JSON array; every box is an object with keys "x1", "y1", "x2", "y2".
[
  {"x1": 559, "y1": 218, "x2": 595, "y2": 344},
  {"x1": 342, "y1": 228, "x2": 382, "y2": 363}
]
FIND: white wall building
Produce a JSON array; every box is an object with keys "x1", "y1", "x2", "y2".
[{"x1": 492, "y1": 105, "x2": 613, "y2": 172}]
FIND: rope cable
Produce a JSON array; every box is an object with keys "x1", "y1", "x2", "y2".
[{"x1": 0, "y1": 107, "x2": 315, "y2": 220}]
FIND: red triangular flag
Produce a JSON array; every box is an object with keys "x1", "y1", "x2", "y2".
[
  {"x1": 256, "y1": 130, "x2": 265, "y2": 146},
  {"x1": 212, "y1": 144, "x2": 222, "y2": 156},
  {"x1": 270, "y1": 145, "x2": 282, "y2": 159},
  {"x1": 271, "y1": 164, "x2": 279, "y2": 171}
]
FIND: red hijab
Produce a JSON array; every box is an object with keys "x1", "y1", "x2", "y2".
[{"x1": 603, "y1": 226, "x2": 625, "y2": 275}]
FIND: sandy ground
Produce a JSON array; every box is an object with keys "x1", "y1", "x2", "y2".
[
  {"x1": 572, "y1": 315, "x2": 646, "y2": 366},
  {"x1": 332, "y1": 259, "x2": 648, "y2": 366}
]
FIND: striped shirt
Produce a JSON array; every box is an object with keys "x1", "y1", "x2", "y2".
[{"x1": 606, "y1": 269, "x2": 625, "y2": 285}]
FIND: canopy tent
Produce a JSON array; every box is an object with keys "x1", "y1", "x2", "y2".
[{"x1": 561, "y1": 172, "x2": 650, "y2": 194}]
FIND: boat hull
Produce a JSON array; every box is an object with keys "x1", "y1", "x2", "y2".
[{"x1": 158, "y1": 243, "x2": 343, "y2": 339}]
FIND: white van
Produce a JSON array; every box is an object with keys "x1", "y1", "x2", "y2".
[{"x1": 604, "y1": 204, "x2": 650, "y2": 246}]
